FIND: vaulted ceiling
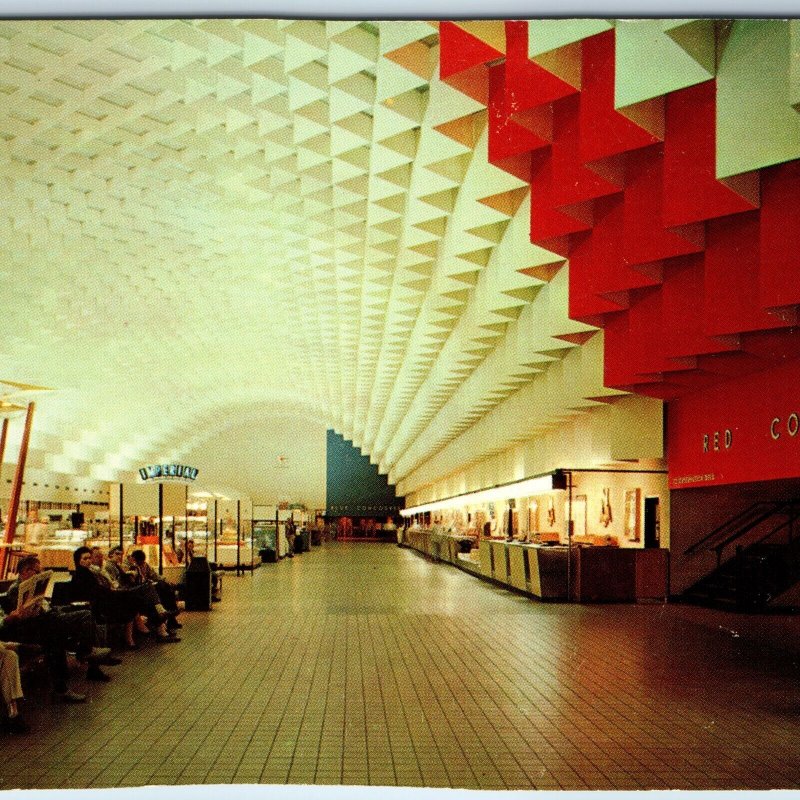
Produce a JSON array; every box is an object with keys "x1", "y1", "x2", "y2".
[{"x1": 0, "y1": 19, "x2": 639, "y2": 499}]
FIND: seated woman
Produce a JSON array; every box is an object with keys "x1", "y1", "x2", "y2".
[
  {"x1": 129, "y1": 550, "x2": 182, "y2": 631},
  {"x1": 71, "y1": 547, "x2": 179, "y2": 645}
]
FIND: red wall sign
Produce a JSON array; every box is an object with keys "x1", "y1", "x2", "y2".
[{"x1": 668, "y1": 357, "x2": 800, "y2": 488}]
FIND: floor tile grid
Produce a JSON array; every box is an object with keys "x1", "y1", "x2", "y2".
[
  {"x1": 462, "y1": 608, "x2": 780, "y2": 788},
  {"x1": 380, "y1": 614, "x2": 486, "y2": 788},
  {"x1": 250, "y1": 606, "x2": 334, "y2": 783},
  {"x1": 356, "y1": 615, "x2": 401, "y2": 785},
  {"x1": 399, "y1": 612, "x2": 571, "y2": 790},
  {"x1": 293, "y1": 618, "x2": 344, "y2": 785},
  {"x1": 4, "y1": 542, "x2": 800, "y2": 790},
  {"x1": 369, "y1": 615, "x2": 445, "y2": 787},
  {"x1": 388, "y1": 560, "x2": 800, "y2": 792},
  {"x1": 393, "y1": 615, "x2": 538, "y2": 790},
  {"x1": 396, "y1": 564, "x2": 636, "y2": 788},
  {"x1": 412, "y1": 610, "x2": 623, "y2": 789},
  {"x1": 404, "y1": 622, "x2": 548, "y2": 788}
]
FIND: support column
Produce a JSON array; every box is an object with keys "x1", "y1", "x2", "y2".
[
  {"x1": 118, "y1": 483, "x2": 124, "y2": 548},
  {"x1": 158, "y1": 483, "x2": 164, "y2": 574},
  {"x1": 213, "y1": 499, "x2": 218, "y2": 564},
  {"x1": 0, "y1": 417, "x2": 8, "y2": 528},
  {"x1": 0, "y1": 403, "x2": 34, "y2": 579},
  {"x1": 236, "y1": 499, "x2": 241, "y2": 576}
]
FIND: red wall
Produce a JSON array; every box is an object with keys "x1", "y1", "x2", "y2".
[{"x1": 668, "y1": 357, "x2": 800, "y2": 488}]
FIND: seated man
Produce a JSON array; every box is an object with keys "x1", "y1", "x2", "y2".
[
  {"x1": 102, "y1": 546, "x2": 138, "y2": 588},
  {"x1": 0, "y1": 556, "x2": 118, "y2": 700},
  {"x1": 72, "y1": 547, "x2": 179, "y2": 644},
  {"x1": 0, "y1": 555, "x2": 122, "y2": 682}
]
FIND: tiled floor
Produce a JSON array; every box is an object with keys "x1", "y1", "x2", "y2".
[{"x1": 4, "y1": 541, "x2": 800, "y2": 790}]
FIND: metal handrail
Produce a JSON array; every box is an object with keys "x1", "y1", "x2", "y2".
[
  {"x1": 737, "y1": 507, "x2": 800, "y2": 557},
  {"x1": 683, "y1": 500, "x2": 789, "y2": 558}
]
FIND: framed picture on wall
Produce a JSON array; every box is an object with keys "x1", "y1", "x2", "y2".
[
  {"x1": 566, "y1": 495, "x2": 587, "y2": 538},
  {"x1": 528, "y1": 500, "x2": 539, "y2": 534},
  {"x1": 624, "y1": 488, "x2": 641, "y2": 542}
]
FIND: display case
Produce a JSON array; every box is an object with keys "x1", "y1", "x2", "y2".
[{"x1": 37, "y1": 529, "x2": 90, "y2": 570}]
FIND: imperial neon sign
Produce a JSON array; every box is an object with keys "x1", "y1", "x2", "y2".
[{"x1": 139, "y1": 464, "x2": 199, "y2": 482}]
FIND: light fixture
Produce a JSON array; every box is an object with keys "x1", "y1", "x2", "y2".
[{"x1": 400, "y1": 473, "x2": 564, "y2": 517}]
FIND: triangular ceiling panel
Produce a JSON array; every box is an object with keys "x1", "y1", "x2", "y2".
[{"x1": 0, "y1": 16, "x2": 688, "y2": 505}]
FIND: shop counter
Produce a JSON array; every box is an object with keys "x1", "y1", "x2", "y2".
[
  {"x1": 479, "y1": 541, "x2": 568, "y2": 599},
  {"x1": 527, "y1": 545, "x2": 570, "y2": 600},
  {"x1": 507, "y1": 543, "x2": 527, "y2": 592},
  {"x1": 214, "y1": 544, "x2": 260, "y2": 569},
  {"x1": 403, "y1": 529, "x2": 476, "y2": 564},
  {"x1": 489, "y1": 540, "x2": 509, "y2": 584},
  {"x1": 37, "y1": 547, "x2": 75, "y2": 570},
  {"x1": 478, "y1": 539, "x2": 492, "y2": 577},
  {"x1": 403, "y1": 529, "x2": 667, "y2": 603},
  {"x1": 572, "y1": 547, "x2": 669, "y2": 602}
]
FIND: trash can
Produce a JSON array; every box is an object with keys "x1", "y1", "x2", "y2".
[
  {"x1": 185, "y1": 556, "x2": 212, "y2": 611},
  {"x1": 259, "y1": 547, "x2": 277, "y2": 563}
]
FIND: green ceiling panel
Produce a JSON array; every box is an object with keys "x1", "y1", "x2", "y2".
[
  {"x1": 717, "y1": 20, "x2": 800, "y2": 178},
  {"x1": 791, "y1": 20, "x2": 800, "y2": 111},
  {"x1": 528, "y1": 19, "x2": 614, "y2": 58},
  {"x1": 615, "y1": 19, "x2": 714, "y2": 108},
  {"x1": 662, "y1": 18, "x2": 717, "y2": 74}
]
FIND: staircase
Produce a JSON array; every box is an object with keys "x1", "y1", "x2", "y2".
[{"x1": 681, "y1": 501, "x2": 800, "y2": 612}]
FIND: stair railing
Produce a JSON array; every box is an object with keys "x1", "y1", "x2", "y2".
[{"x1": 683, "y1": 500, "x2": 793, "y2": 567}]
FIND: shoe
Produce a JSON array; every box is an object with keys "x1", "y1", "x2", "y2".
[
  {"x1": 167, "y1": 620, "x2": 182, "y2": 630},
  {"x1": 86, "y1": 647, "x2": 113, "y2": 665},
  {"x1": 100, "y1": 655, "x2": 123, "y2": 666},
  {"x1": 5, "y1": 715, "x2": 29, "y2": 735},
  {"x1": 155, "y1": 634, "x2": 181, "y2": 643},
  {"x1": 124, "y1": 642, "x2": 139, "y2": 651},
  {"x1": 55, "y1": 689, "x2": 87, "y2": 703},
  {"x1": 87, "y1": 665, "x2": 111, "y2": 682}
]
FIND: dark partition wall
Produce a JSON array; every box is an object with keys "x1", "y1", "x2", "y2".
[{"x1": 326, "y1": 430, "x2": 404, "y2": 518}]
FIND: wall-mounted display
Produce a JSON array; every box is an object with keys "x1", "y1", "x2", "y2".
[
  {"x1": 569, "y1": 495, "x2": 588, "y2": 538},
  {"x1": 599, "y1": 488, "x2": 613, "y2": 527},
  {"x1": 624, "y1": 489, "x2": 641, "y2": 542}
]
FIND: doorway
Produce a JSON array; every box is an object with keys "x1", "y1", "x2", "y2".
[{"x1": 644, "y1": 497, "x2": 660, "y2": 548}]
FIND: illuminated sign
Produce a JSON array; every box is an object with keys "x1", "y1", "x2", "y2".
[{"x1": 139, "y1": 464, "x2": 199, "y2": 482}]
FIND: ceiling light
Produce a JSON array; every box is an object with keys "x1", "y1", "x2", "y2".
[{"x1": 401, "y1": 473, "x2": 563, "y2": 517}]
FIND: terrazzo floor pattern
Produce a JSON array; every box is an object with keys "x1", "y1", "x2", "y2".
[{"x1": 3, "y1": 541, "x2": 800, "y2": 790}]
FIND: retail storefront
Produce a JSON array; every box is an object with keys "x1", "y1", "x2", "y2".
[{"x1": 401, "y1": 466, "x2": 669, "y2": 603}]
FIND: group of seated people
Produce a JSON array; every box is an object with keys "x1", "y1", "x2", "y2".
[{"x1": 0, "y1": 545, "x2": 186, "y2": 734}]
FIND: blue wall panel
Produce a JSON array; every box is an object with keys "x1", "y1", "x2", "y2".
[{"x1": 326, "y1": 430, "x2": 403, "y2": 517}]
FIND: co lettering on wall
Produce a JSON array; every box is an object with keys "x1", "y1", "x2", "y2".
[{"x1": 770, "y1": 414, "x2": 800, "y2": 440}]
